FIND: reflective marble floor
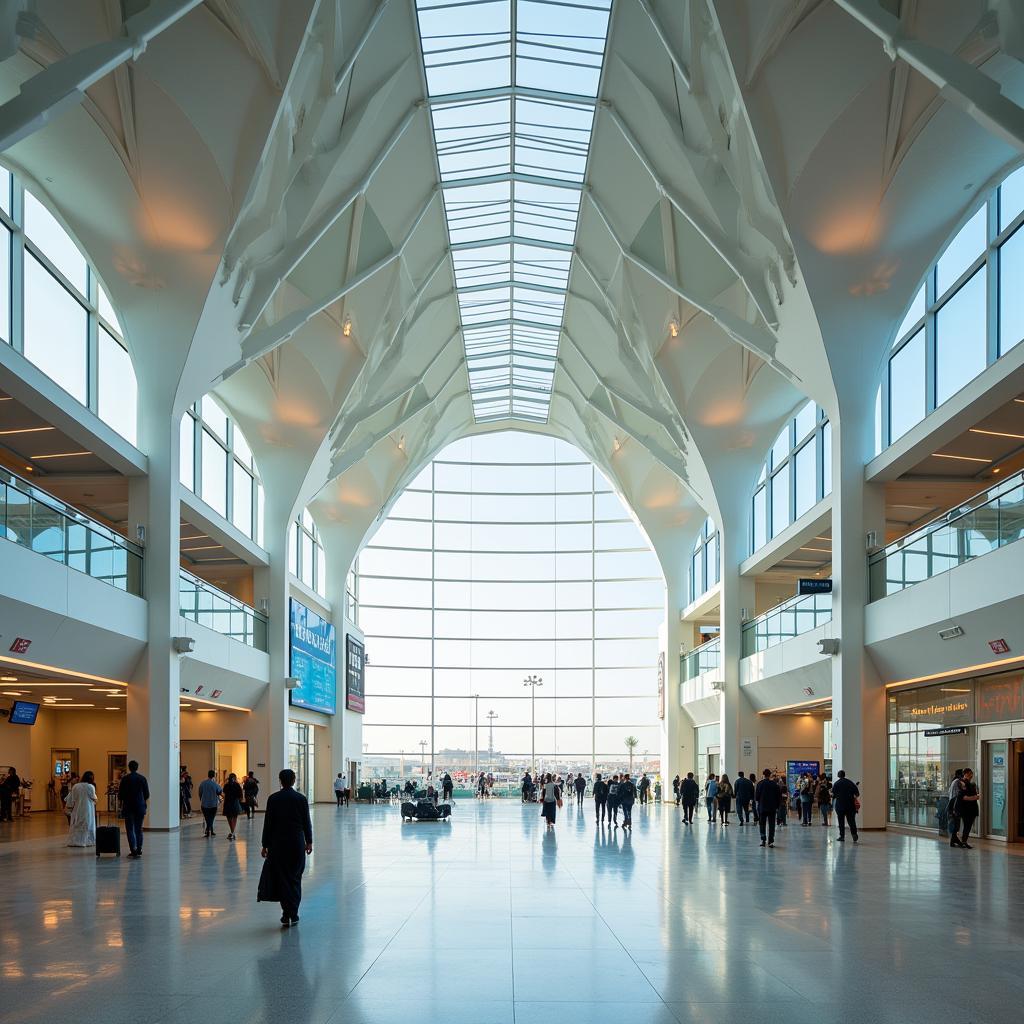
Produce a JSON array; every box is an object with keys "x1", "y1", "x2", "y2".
[{"x1": 1, "y1": 798, "x2": 1021, "y2": 1024}]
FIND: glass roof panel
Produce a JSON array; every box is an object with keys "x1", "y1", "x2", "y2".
[{"x1": 416, "y1": 0, "x2": 612, "y2": 422}]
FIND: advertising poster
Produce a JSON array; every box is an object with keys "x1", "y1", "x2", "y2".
[
  {"x1": 346, "y1": 634, "x2": 365, "y2": 714},
  {"x1": 289, "y1": 599, "x2": 337, "y2": 715}
]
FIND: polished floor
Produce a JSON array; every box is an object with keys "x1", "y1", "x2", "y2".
[{"x1": 1, "y1": 798, "x2": 1020, "y2": 1024}]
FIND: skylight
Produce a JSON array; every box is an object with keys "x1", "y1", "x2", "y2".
[{"x1": 415, "y1": 0, "x2": 613, "y2": 422}]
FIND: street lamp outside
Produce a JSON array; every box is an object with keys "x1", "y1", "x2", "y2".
[{"x1": 523, "y1": 674, "x2": 543, "y2": 774}]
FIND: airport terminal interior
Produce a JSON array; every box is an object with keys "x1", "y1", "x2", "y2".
[{"x1": 3, "y1": 1, "x2": 1024, "y2": 1021}]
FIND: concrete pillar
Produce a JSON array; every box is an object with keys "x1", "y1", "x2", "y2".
[
  {"x1": 829, "y1": 411, "x2": 888, "y2": 827},
  {"x1": 718, "y1": 520, "x2": 757, "y2": 778},
  {"x1": 126, "y1": 398, "x2": 181, "y2": 830},
  {"x1": 253, "y1": 500, "x2": 293, "y2": 783},
  {"x1": 659, "y1": 576, "x2": 690, "y2": 781}
]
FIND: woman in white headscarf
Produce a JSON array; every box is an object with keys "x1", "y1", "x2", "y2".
[{"x1": 65, "y1": 770, "x2": 98, "y2": 847}]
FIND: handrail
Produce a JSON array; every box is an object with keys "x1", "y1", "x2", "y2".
[
  {"x1": 0, "y1": 465, "x2": 143, "y2": 594},
  {"x1": 681, "y1": 635, "x2": 721, "y2": 680},
  {"x1": 868, "y1": 467, "x2": 1024, "y2": 601},
  {"x1": 179, "y1": 568, "x2": 268, "y2": 651},
  {"x1": 741, "y1": 590, "x2": 832, "y2": 657}
]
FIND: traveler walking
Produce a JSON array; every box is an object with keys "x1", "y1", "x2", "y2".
[
  {"x1": 680, "y1": 772, "x2": 699, "y2": 824},
  {"x1": 334, "y1": 773, "x2": 346, "y2": 806},
  {"x1": 816, "y1": 776, "x2": 833, "y2": 826},
  {"x1": 672, "y1": 774, "x2": 681, "y2": 806},
  {"x1": 243, "y1": 771, "x2": 260, "y2": 818},
  {"x1": 716, "y1": 774, "x2": 733, "y2": 825},
  {"x1": 638, "y1": 773, "x2": 651, "y2": 806},
  {"x1": 705, "y1": 775, "x2": 719, "y2": 822},
  {"x1": 832, "y1": 770, "x2": 860, "y2": 843},
  {"x1": 223, "y1": 772, "x2": 243, "y2": 840},
  {"x1": 951, "y1": 768, "x2": 980, "y2": 848},
  {"x1": 755, "y1": 768, "x2": 781, "y2": 848},
  {"x1": 574, "y1": 773, "x2": 586, "y2": 809},
  {"x1": 946, "y1": 769, "x2": 965, "y2": 844},
  {"x1": 0, "y1": 766, "x2": 20, "y2": 822},
  {"x1": 540, "y1": 773, "x2": 559, "y2": 830},
  {"x1": 65, "y1": 771, "x2": 98, "y2": 847},
  {"x1": 258, "y1": 769, "x2": 313, "y2": 926},
  {"x1": 442, "y1": 773, "x2": 454, "y2": 802},
  {"x1": 522, "y1": 772, "x2": 533, "y2": 803},
  {"x1": 776, "y1": 776, "x2": 789, "y2": 827},
  {"x1": 593, "y1": 773, "x2": 609, "y2": 823},
  {"x1": 198, "y1": 770, "x2": 223, "y2": 837},
  {"x1": 799, "y1": 775, "x2": 815, "y2": 826},
  {"x1": 179, "y1": 768, "x2": 193, "y2": 819},
  {"x1": 117, "y1": 760, "x2": 149, "y2": 858},
  {"x1": 608, "y1": 774, "x2": 621, "y2": 825},
  {"x1": 733, "y1": 771, "x2": 755, "y2": 825},
  {"x1": 620, "y1": 774, "x2": 637, "y2": 830}
]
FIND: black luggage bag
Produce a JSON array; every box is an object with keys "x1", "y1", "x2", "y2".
[{"x1": 96, "y1": 824, "x2": 121, "y2": 857}]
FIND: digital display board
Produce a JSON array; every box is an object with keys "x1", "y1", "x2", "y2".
[
  {"x1": 289, "y1": 599, "x2": 336, "y2": 715},
  {"x1": 346, "y1": 634, "x2": 365, "y2": 714},
  {"x1": 8, "y1": 701, "x2": 39, "y2": 725}
]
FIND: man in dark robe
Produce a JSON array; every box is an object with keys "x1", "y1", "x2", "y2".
[{"x1": 259, "y1": 769, "x2": 313, "y2": 926}]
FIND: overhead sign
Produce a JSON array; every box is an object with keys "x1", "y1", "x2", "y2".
[
  {"x1": 289, "y1": 599, "x2": 337, "y2": 715},
  {"x1": 346, "y1": 634, "x2": 365, "y2": 714},
  {"x1": 798, "y1": 579, "x2": 832, "y2": 595},
  {"x1": 9, "y1": 637, "x2": 31, "y2": 654},
  {"x1": 976, "y1": 674, "x2": 1024, "y2": 724},
  {"x1": 988, "y1": 638, "x2": 1011, "y2": 654},
  {"x1": 923, "y1": 726, "x2": 968, "y2": 737},
  {"x1": 657, "y1": 651, "x2": 665, "y2": 720}
]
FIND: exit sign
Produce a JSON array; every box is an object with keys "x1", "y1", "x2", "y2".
[
  {"x1": 9, "y1": 637, "x2": 31, "y2": 654},
  {"x1": 989, "y1": 638, "x2": 1011, "y2": 654}
]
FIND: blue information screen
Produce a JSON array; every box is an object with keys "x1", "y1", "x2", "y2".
[
  {"x1": 9, "y1": 700, "x2": 39, "y2": 725},
  {"x1": 786, "y1": 760, "x2": 821, "y2": 798},
  {"x1": 289, "y1": 599, "x2": 336, "y2": 715}
]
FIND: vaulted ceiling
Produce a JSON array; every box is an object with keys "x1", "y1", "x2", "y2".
[{"x1": 0, "y1": 0, "x2": 1021, "y2": 594}]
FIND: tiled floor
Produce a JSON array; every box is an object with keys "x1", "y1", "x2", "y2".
[{"x1": 1, "y1": 798, "x2": 1020, "y2": 1024}]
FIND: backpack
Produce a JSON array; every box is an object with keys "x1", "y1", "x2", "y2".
[{"x1": 608, "y1": 782, "x2": 620, "y2": 798}]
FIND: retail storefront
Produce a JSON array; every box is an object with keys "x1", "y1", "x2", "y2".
[{"x1": 888, "y1": 669, "x2": 1024, "y2": 840}]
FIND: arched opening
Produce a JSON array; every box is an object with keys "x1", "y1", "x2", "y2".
[{"x1": 352, "y1": 430, "x2": 666, "y2": 791}]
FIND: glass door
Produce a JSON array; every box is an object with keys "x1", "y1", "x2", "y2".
[{"x1": 984, "y1": 740, "x2": 1008, "y2": 839}]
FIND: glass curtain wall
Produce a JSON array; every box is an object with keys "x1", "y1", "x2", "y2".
[
  {"x1": 356, "y1": 431, "x2": 665, "y2": 783},
  {"x1": 877, "y1": 164, "x2": 1024, "y2": 453}
]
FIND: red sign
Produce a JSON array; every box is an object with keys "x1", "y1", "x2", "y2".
[
  {"x1": 211, "y1": 689, "x2": 222, "y2": 699},
  {"x1": 989, "y1": 639, "x2": 1011, "y2": 654},
  {"x1": 9, "y1": 637, "x2": 30, "y2": 654}
]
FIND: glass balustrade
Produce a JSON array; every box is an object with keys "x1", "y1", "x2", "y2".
[
  {"x1": 741, "y1": 592, "x2": 832, "y2": 657},
  {"x1": 179, "y1": 569, "x2": 268, "y2": 651},
  {"x1": 0, "y1": 467, "x2": 143, "y2": 594},
  {"x1": 681, "y1": 637, "x2": 721, "y2": 681},
  {"x1": 868, "y1": 469, "x2": 1024, "y2": 601}
]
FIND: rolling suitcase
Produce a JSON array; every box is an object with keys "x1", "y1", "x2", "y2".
[{"x1": 96, "y1": 815, "x2": 121, "y2": 857}]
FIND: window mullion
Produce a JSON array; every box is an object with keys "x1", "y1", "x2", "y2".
[
  {"x1": 86, "y1": 269, "x2": 99, "y2": 414},
  {"x1": 924, "y1": 268, "x2": 936, "y2": 415},
  {"x1": 10, "y1": 180, "x2": 23, "y2": 355},
  {"x1": 987, "y1": 192, "x2": 1001, "y2": 364}
]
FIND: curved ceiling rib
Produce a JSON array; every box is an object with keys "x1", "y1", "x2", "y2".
[{"x1": 414, "y1": 0, "x2": 612, "y2": 423}]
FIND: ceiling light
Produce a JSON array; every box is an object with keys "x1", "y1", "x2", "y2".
[
  {"x1": 932, "y1": 453, "x2": 991, "y2": 464},
  {"x1": 105, "y1": 707, "x2": 120, "y2": 710},
  {"x1": 0, "y1": 426, "x2": 55, "y2": 436},
  {"x1": 342, "y1": 318, "x2": 352, "y2": 337},
  {"x1": 0, "y1": 676, "x2": 17, "y2": 682},
  {"x1": 969, "y1": 427, "x2": 1024, "y2": 440},
  {"x1": 30, "y1": 451, "x2": 93, "y2": 460},
  {"x1": 668, "y1": 318, "x2": 680, "y2": 338},
  {"x1": 613, "y1": 438, "x2": 621, "y2": 452},
  {"x1": 2, "y1": 691, "x2": 25, "y2": 696}
]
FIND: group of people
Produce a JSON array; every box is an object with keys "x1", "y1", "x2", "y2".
[
  {"x1": 946, "y1": 768, "x2": 980, "y2": 848},
  {"x1": 670, "y1": 769, "x2": 862, "y2": 845},
  {"x1": 529, "y1": 771, "x2": 648, "y2": 830}
]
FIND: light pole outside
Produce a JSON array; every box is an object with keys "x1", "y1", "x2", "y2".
[
  {"x1": 474, "y1": 693, "x2": 479, "y2": 780},
  {"x1": 418, "y1": 739, "x2": 428, "y2": 776},
  {"x1": 523, "y1": 674, "x2": 543, "y2": 775},
  {"x1": 487, "y1": 710, "x2": 498, "y2": 773}
]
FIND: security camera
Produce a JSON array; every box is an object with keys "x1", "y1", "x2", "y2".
[
  {"x1": 817, "y1": 638, "x2": 840, "y2": 656},
  {"x1": 172, "y1": 636, "x2": 195, "y2": 654}
]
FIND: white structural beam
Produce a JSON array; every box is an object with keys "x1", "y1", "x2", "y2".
[
  {"x1": 584, "y1": 190, "x2": 800, "y2": 384},
  {"x1": 0, "y1": 0, "x2": 204, "y2": 151},
  {"x1": 835, "y1": 0, "x2": 1024, "y2": 152},
  {"x1": 236, "y1": 190, "x2": 439, "y2": 365},
  {"x1": 635, "y1": 0, "x2": 692, "y2": 91},
  {"x1": 600, "y1": 101, "x2": 780, "y2": 326},
  {"x1": 333, "y1": 0, "x2": 392, "y2": 94}
]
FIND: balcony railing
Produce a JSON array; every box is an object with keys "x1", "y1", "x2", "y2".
[
  {"x1": 179, "y1": 569, "x2": 268, "y2": 651},
  {"x1": 741, "y1": 592, "x2": 832, "y2": 657},
  {"x1": 681, "y1": 636, "x2": 721, "y2": 681},
  {"x1": 868, "y1": 469, "x2": 1024, "y2": 601},
  {"x1": 0, "y1": 466, "x2": 143, "y2": 594}
]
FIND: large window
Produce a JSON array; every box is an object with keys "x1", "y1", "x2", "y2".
[
  {"x1": 877, "y1": 165, "x2": 1024, "y2": 452},
  {"x1": 0, "y1": 168, "x2": 138, "y2": 444},
  {"x1": 750, "y1": 401, "x2": 831, "y2": 554},
  {"x1": 289, "y1": 508, "x2": 327, "y2": 599},
  {"x1": 356, "y1": 431, "x2": 666, "y2": 778},
  {"x1": 689, "y1": 516, "x2": 719, "y2": 604},
  {"x1": 180, "y1": 395, "x2": 264, "y2": 544}
]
